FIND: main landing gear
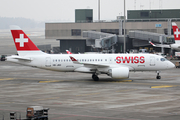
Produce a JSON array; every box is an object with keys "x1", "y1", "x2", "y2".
[
  {"x1": 92, "y1": 74, "x2": 99, "y2": 81},
  {"x1": 156, "y1": 71, "x2": 161, "y2": 79}
]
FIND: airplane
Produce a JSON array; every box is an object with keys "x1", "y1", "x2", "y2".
[
  {"x1": 149, "y1": 22, "x2": 180, "y2": 51},
  {"x1": 6, "y1": 26, "x2": 175, "y2": 81},
  {"x1": 66, "y1": 50, "x2": 72, "y2": 54}
]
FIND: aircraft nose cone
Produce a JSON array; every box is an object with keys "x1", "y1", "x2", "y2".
[{"x1": 168, "y1": 62, "x2": 175, "y2": 69}]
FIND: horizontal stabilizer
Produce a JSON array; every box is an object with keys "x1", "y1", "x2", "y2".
[
  {"x1": 149, "y1": 41, "x2": 170, "y2": 48},
  {"x1": 7, "y1": 55, "x2": 32, "y2": 61}
]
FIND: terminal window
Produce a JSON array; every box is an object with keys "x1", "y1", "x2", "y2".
[
  {"x1": 101, "y1": 29, "x2": 119, "y2": 35},
  {"x1": 71, "y1": 29, "x2": 81, "y2": 36},
  {"x1": 140, "y1": 12, "x2": 149, "y2": 17}
]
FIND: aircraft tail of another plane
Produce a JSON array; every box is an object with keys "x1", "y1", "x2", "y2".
[
  {"x1": 172, "y1": 22, "x2": 180, "y2": 44},
  {"x1": 66, "y1": 50, "x2": 72, "y2": 54},
  {"x1": 10, "y1": 25, "x2": 46, "y2": 56}
]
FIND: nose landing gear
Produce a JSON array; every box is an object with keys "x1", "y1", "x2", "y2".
[{"x1": 156, "y1": 71, "x2": 161, "y2": 79}]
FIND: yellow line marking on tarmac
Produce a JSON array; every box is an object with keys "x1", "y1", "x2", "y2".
[
  {"x1": 112, "y1": 80, "x2": 132, "y2": 83},
  {"x1": 151, "y1": 85, "x2": 175, "y2": 88},
  {"x1": 0, "y1": 78, "x2": 14, "y2": 81},
  {"x1": 39, "y1": 80, "x2": 62, "y2": 83},
  {"x1": 0, "y1": 102, "x2": 15, "y2": 104}
]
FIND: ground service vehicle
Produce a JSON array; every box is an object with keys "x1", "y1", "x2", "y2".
[{"x1": 26, "y1": 106, "x2": 49, "y2": 120}]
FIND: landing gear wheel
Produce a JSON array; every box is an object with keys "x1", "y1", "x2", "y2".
[
  {"x1": 156, "y1": 76, "x2": 161, "y2": 79},
  {"x1": 92, "y1": 74, "x2": 99, "y2": 81},
  {"x1": 156, "y1": 71, "x2": 161, "y2": 79},
  {"x1": 92, "y1": 74, "x2": 96, "y2": 79}
]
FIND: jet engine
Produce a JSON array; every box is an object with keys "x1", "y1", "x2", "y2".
[
  {"x1": 108, "y1": 67, "x2": 129, "y2": 79},
  {"x1": 170, "y1": 44, "x2": 180, "y2": 50}
]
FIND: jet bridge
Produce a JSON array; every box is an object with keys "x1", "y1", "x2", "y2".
[
  {"x1": 129, "y1": 30, "x2": 174, "y2": 47},
  {"x1": 83, "y1": 31, "x2": 117, "y2": 52}
]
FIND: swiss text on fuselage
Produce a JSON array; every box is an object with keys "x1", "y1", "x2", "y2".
[{"x1": 116, "y1": 56, "x2": 145, "y2": 64}]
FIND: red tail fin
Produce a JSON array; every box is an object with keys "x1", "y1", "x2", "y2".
[
  {"x1": 10, "y1": 26, "x2": 44, "y2": 56},
  {"x1": 172, "y1": 22, "x2": 180, "y2": 43}
]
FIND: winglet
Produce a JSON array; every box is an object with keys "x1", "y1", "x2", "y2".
[
  {"x1": 69, "y1": 56, "x2": 80, "y2": 64},
  {"x1": 66, "y1": 50, "x2": 72, "y2": 54},
  {"x1": 149, "y1": 41, "x2": 156, "y2": 47}
]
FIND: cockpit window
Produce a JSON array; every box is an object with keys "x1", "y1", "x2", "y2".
[{"x1": 160, "y1": 58, "x2": 166, "y2": 61}]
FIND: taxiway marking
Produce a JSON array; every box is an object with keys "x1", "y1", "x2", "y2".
[
  {"x1": 0, "y1": 78, "x2": 14, "y2": 81},
  {"x1": 151, "y1": 85, "x2": 175, "y2": 88},
  {"x1": 39, "y1": 80, "x2": 62, "y2": 83}
]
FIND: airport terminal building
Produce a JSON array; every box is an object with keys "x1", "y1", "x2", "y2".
[{"x1": 45, "y1": 9, "x2": 180, "y2": 54}]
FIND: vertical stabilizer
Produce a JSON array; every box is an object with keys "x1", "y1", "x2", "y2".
[
  {"x1": 172, "y1": 22, "x2": 180, "y2": 44},
  {"x1": 10, "y1": 25, "x2": 45, "y2": 56}
]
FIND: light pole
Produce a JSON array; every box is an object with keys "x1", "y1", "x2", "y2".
[
  {"x1": 98, "y1": 0, "x2": 100, "y2": 22},
  {"x1": 124, "y1": 0, "x2": 126, "y2": 53}
]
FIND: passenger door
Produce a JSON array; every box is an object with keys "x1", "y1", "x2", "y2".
[
  {"x1": 150, "y1": 57, "x2": 155, "y2": 66},
  {"x1": 45, "y1": 57, "x2": 51, "y2": 67}
]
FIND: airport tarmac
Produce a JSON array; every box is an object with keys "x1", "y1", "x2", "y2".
[
  {"x1": 1, "y1": 61, "x2": 180, "y2": 120},
  {"x1": 1, "y1": 31, "x2": 180, "y2": 120}
]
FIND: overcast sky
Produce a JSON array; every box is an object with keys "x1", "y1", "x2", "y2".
[{"x1": 0, "y1": 0, "x2": 180, "y2": 22}]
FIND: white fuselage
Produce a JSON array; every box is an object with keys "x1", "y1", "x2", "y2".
[{"x1": 7, "y1": 53, "x2": 174, "y2": 74}]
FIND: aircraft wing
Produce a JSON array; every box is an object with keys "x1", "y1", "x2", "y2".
[
  {"x1": 7, "y1": 55, "x2": 32, "y2": 61},
  {"x1": 69, "y1": 56, "x2": 109, "y2": 68},
  {"x1": 149, "y1": 41, "x2": 170, "y2": 48},
  {"x1": 153, "y1": 44, "x2": 170, "y2": 48},
  {"x1": 69, "y1": 56, "x2": 134, "y2": 72},
  {"x1": 66, "y1": 50, "x2": 72, "y2": 54}
]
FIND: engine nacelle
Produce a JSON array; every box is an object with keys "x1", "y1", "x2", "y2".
[
  {"x1": 170, "y1": 44, "x2": 180, "y2": 51},
  {"x1": 108, "y1": 67, "x2": 129, "y2": 79}
]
